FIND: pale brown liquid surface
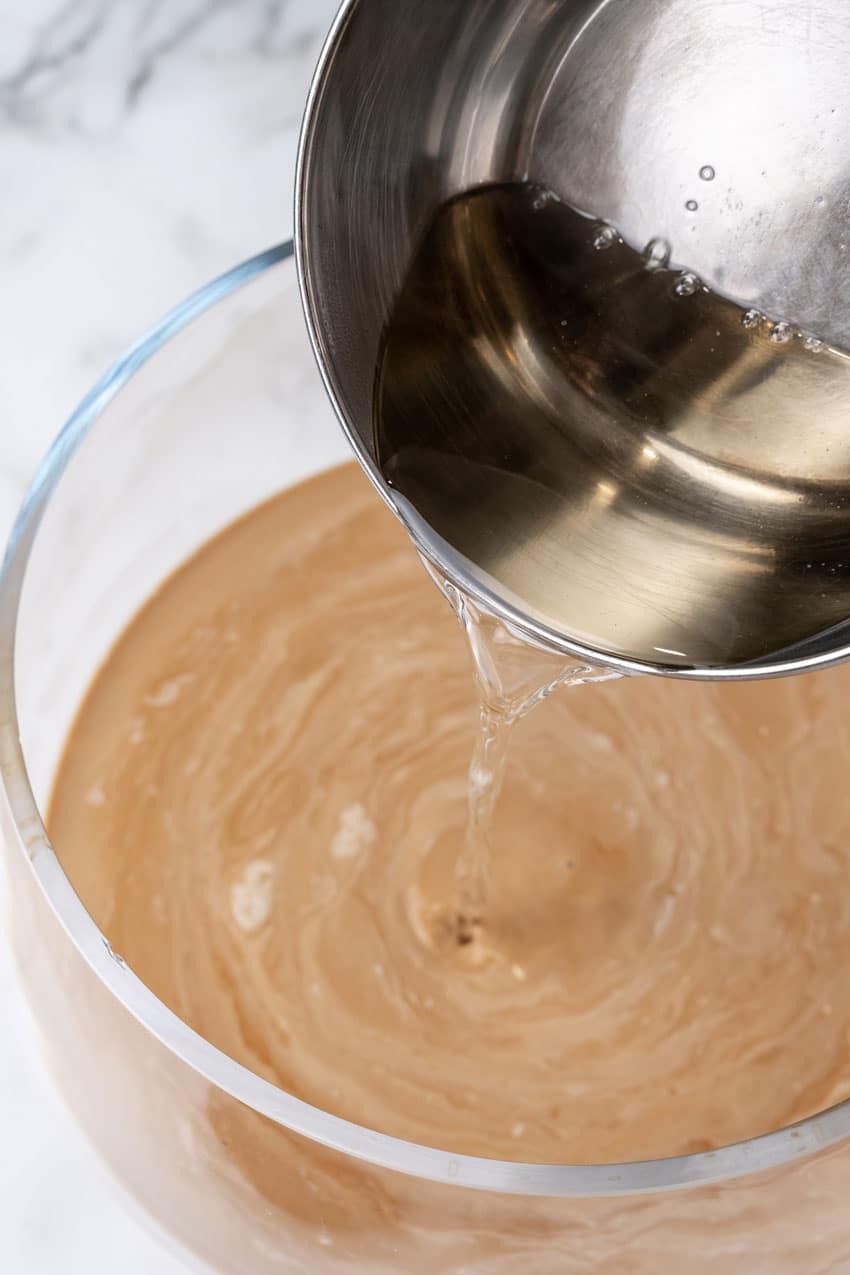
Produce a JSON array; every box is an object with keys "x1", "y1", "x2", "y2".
[{"x1": 51, "y1": 462, "x2": 850, "y2": 1164}]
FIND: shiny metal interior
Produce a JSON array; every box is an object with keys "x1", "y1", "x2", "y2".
[{"x1": 297, "y1": 0, "x2": 850, "y2": 678}]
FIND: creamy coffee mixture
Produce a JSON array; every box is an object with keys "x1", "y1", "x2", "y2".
[{"x1": 50, "y1": 461, "x2": 850, "y2": 1164}]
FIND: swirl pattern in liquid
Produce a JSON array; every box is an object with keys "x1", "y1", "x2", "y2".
[{"x1": 50, "y1": 461, "x2": 850, "y2": 1165}]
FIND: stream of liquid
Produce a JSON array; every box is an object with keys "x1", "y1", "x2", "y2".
[
  {"x1": 434, "y1": 572, "x2": 621, "y2": 945},
  {"x1": 374, "y1": 178, "x2": 850, "y2": 949}
]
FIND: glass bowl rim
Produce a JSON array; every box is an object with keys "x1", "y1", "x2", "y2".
[{"x1": 1, "y1": 240, "x2": 848, "y2": 1200}]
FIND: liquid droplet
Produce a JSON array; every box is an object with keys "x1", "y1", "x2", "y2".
[
  {"x1": 643, "y1": 237, "x2": 671, "y2": 269},
  {"x1": 674, "y1": 272, "x2": 699, "y2": 297},
  {"x1": 593, "y1": 224, "x2": 618, "y2": 251},
  {"x1": 803, "y1": 335, "x2": 825, "y2": 354},
  {"x1": 685, "y1": 199, "x2": 699, "y2": 212},
  {"x1": 742, "y1": 309, "x2": 761, "y2": 329},
  {"x1": 769, "y1": 321, "x2": 793, "y2": 344},
  {"x1": 699, "y1": 165, "x2": 716, "y2": 182}
]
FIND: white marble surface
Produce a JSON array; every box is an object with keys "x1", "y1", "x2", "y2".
[{"x1": 0, "y1": 2, "x2": 338, "y2": 1269}]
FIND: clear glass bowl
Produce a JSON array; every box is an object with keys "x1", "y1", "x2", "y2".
[{"x1": 3, "y1": 244, "x2": 850, "y2": 1273}]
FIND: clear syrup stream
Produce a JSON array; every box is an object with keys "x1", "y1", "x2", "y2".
[{"x1": 434, "y1": 569, "x2": 623, "y2": 943}]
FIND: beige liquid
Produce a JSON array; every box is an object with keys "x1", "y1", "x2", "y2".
[{"x1": 50, "y1": 461, "x2": 850, "y2": 1165}]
